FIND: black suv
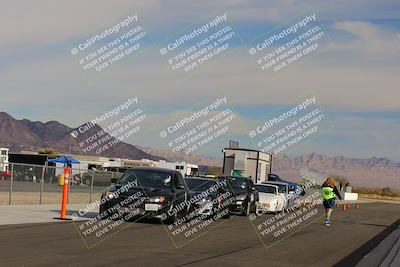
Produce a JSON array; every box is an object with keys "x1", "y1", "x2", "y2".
[
  {"x1": 217, "y1": 176, "x2": 259, "y2": 216},
  {"x1": 99, "y1": 167, "x2": 192, "y2": 224}
]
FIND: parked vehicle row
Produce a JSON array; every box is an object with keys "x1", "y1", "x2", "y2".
[{"x1": 99, "y1": 167, "x2": 306, "y2": 225}]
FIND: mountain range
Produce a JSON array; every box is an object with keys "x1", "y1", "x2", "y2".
[
  {"x1": 0, "y1": 112, "x2": 162, "y2": 160},
  {"x1": 272, "y1": 153, "x2": 400, "y2": 190},
  {"x1": 142, "y1": 148, "x2": 400, "y2": 191},
  {"x1": 0, "y1": 112, "x2": 398, "y2": 190}
]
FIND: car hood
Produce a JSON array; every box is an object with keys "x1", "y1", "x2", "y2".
[
  {"x1": 107, "y1": 184, "x2": 173, "y2": 197},
  {"x1": 231, "y1": 190, "x2": 248, "y2": 196},
  {"x1": 258, "y1": 193, "x2": 279, "y2": 203},
  {"x1": 190, "y1": 191, "x2": 217, "y2": 199}
]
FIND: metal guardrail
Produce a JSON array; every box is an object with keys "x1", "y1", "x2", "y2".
[{"x1": 0, "y1": 162, "x2": 119, "y2": 205}]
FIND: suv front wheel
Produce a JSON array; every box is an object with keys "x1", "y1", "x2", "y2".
[{"x1": 243, "y1": 201, "x2": 251, "y2": 216}]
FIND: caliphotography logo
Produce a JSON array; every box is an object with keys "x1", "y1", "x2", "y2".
[
  {"x1": 247, "y1": 8, "x2": 332, "y2": 83},
  {"x1": 70, "y1": 96, "x2": 146, "y2": 157},
  {"x1": 158, "y1": 8, "x2": 242, "y2": 81},
  {"x1": 248, "y1": 93, "x2": 333, "y2": 156},
  {"x1": 69, "y1": 11, "x2": 152, "y2": 84}
]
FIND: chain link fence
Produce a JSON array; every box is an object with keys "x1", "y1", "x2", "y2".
[{"x1": 0, "y1": 162, "x2": 121, "y2": 205}]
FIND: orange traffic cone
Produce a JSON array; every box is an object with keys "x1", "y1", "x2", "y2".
[
  {"x1": 356, "y1": 203, "x2": 360, "y2": 209},
  {"x1": 342, "y1": 203, "x2": 347, "y2": 211},
  {"x1": 346, "y1": 202, "x2": 350, "y2": 209},
  {"x1": 335, "y1": 202, "x2": 339, "y2": 208}
]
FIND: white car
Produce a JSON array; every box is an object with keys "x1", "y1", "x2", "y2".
[
  {"x1": 254, "y1": 184, "x2": 285, "y2": 214},
  {"x1": 262, "y1": 181, "x2": 300, "y2": 211}
]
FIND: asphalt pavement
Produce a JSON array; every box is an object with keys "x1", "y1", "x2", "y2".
[{"x1": 0, "y1": 202, "x2": 399, "y2": 266}]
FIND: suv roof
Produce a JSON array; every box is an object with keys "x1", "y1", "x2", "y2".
[
  {"x1": 218, "y1": 176, "x2": 251, "y2": 180},
  {"x1": 262, "y1": 181, "x2": 289, "y2": 186},
  {"x1": 185, "y1": 177, "x2": 216, "y2": 182}
]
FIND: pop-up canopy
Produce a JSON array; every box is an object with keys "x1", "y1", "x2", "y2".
[{"x1": 47, "y1": 155, "x2": 80, "y2": 165}]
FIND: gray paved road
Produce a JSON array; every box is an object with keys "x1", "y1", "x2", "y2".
[{"x1": 0, "y1": 202, "x2": 399, "y2": 267}]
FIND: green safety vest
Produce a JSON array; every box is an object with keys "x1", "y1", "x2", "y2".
[{"x1": 322, "y1": 187, "x2": 335, "y2": 200}]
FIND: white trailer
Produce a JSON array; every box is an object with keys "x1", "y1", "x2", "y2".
[
  {"x1": 153, "y1": 160, "x2": 199, "y2": 177},
  {"x1": 101, "y1": 158, "x2": 156, "y2": 169},
  {"x1": 92, "y1": 157, "x2": 198, "y2": 177}
]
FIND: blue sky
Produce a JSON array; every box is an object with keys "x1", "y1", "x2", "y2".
[{"x1": 0, "y1": 0, "x2": 399, "y2": 161}]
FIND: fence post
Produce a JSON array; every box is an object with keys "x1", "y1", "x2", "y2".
[
  {"x1": 89, "y1": 170, "x2": 94, "y2": 203},
  {"x1": 39, "y1": 165, "x2": 45, "y2": 204},
  {"x1": 9, "y1": 164, "x2": 14, "y2": 205},
  {"x1": 67, "y1": 167, "x2": 71, "y2": 204}
]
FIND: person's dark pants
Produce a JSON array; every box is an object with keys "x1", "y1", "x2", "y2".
[{"x1": 323, "y1": 199, "x2": 336, "y2": 209}]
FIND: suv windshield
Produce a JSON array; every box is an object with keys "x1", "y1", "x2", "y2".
[
  {"x1": 119, "y1": 170, "x2": 172, "y2": 188},
  {"x1": 186, "y1": 179, "x2": 216, "y2": 192},
  {"x1": 222, "y1": 177, "x2": 248, "y2": 192},
  {"x1": 255, "y1": 185, "x2": 277, "y2": 194}
]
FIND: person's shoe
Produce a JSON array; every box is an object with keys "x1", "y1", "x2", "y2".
[{"x1": 325, "y1": 221, "x2": 331, "y2": 226}]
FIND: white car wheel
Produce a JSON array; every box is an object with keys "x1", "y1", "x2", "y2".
[{"x1": 254, "y1": 203, "x2": 260, "y2": 216}]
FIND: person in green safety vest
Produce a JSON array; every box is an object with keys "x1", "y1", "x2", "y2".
[{"x1": 321, "y1": 177, "x2": 342, "y2": 226}]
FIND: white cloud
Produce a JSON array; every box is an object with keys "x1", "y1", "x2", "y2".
[
  {"x1": 1, "y1": 0, "x2": 400, "y2": 48},
  {"x1": 332, "y1": 21, "x2": 400, "y2": 60},
  {"x1": 1, "y1": 44, "x2": 399, "y2": 125},
  {"x1": 0, "y1": 0, "x2": 160, "y2": 47}
]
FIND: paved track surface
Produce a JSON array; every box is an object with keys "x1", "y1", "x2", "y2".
[{"x1": 0, "y1": 202, "x2": 399, "y2": 267}]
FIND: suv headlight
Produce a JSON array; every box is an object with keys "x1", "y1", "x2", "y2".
[
  {"x1": 148, "y1": 196, "x2": 166, "y2": 203},
  {"x1": 236, "y1": 195, "x2": 247, "y2": 201},
  {"x1": 105, "y1": 192, "x2": 116, "y2": 199},
  {"x1": 198, "y1": 197, "x2": 212, "y2": 203}
]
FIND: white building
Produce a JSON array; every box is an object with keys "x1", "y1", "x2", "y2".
[{"x1": 222, "y1": 148, "x2": 272, "y2": 184}]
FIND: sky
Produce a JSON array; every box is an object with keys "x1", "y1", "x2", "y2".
[{"x1": 0, "y1": 0, "x2": 399, "y2": 161}]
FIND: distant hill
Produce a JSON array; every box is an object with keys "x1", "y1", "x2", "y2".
[
  {"x1": 272, "y1": 153, "x2": 400, "y2": 190},
  {"x1": 143, "y1": 146, "x2": 400, "y2": 190},
  {"x1": 0, "y1": 112, "x2": 163, "y2": 160}
]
